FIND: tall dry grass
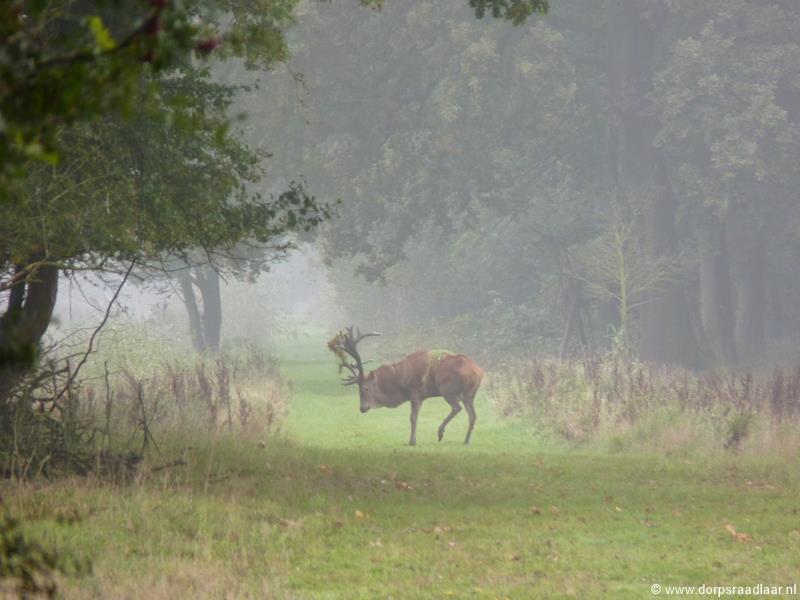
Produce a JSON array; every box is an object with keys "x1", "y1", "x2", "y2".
[
  {"x1": 487, "y1": 355, "x2": 800, "y2": 457},
  {"x1": 2, "y1": 348, "x2": 289, "y2": 481}
]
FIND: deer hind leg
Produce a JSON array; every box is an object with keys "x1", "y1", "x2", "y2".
[
  {"x1": 409, "y1": 398, "x2": 421, "y2": 446},
  {"x1": 437, "y1": 396, "x2": 462, "y2": 442},
  {"x1": 463, "y1": 389, "x2": 478, "y2": 445}
]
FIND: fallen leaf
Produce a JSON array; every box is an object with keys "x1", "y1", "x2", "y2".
[
  {"x1": 615, "y1": 506, "x2": 623, "y2": 513},
  {"x1": 549, "y1": 506, "x2": 560, "y2": 515},
  {"x1": 369, "y1": 539, "x2": 383, "y2": 547},
  {"x1": 530, "y1": 506, "x2": 541, "y2": 515},
  {"x1": 604, "y1": 495, "x2": 614, "y2": 503},
  {"x1": 354, "y1": 510, "x2": 367, "y2": 520},
  {"x1": 724, "y1": 523, "x2": 752, "y2": 542},
  {"x1": 447, "y1": 541, "x2": 457, "y2": 548}
]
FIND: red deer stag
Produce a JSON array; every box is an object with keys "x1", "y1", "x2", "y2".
[{"x1": 328, "y1": 327, "x2": 484, "y2": 446}]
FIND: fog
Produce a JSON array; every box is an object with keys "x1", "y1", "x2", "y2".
[
  {"x1": 3, "y1": 2, "x2": 800, "y2": 595},
  {"x1": 109, "y1": 0, "x2": 800, "y2": 370},
  {"x1": 6, "y1": 0, "x2": 800, "y2": 370}
]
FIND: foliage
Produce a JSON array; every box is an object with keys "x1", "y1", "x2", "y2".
[
  {"x1": 469, "y1": 0, "x2": 549, "y2": 24},
  {"x1": 0, "y1": 313, "x2": 288, "y2": 479},
  {"x1": 1, "y1": 1, "x2": 203, "y2": 181},
  {"x1": 487, "y1": 354, "x2": 800, "y2": 453},
  {"x1": 0, "y1": 0, "x2": 330, "y2": 384},
  {"x1": 256, "y1": 0, "x2": 800, "y2": 366},
  {"x1": 0, "y1": 0, "x2": 307, "y2": 180},
  {"x1": 0, "y1": 510, "x2": 85, "y2": 598}
]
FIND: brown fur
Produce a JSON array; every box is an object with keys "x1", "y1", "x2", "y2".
[{"x1": 360, "y1": 350, "x2": 484, "y2": 445}]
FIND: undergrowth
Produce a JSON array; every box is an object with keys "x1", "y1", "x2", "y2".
[{"x1": 487, "y1": 354, "x2": 800, "y2": 457}]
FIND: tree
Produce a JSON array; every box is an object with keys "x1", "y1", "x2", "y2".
[
  {"x1": 576, "y1": 204, "x2": 682, "y2": 356},
  {"x1": 262, "y1": 0, "x2": 800, "y2": 367},
  {"x1": 0, "y1": 0, "x2": 330, "y2": 399},
  {"x1": 251, "y1": 1, "x2": 599, "y2": 358},
  {"x1": 0, "y1": 1, "x2": 213, "y2": 183},
  {"x1": 652, "y1": 1, "x2": 800, "y2": 363}
]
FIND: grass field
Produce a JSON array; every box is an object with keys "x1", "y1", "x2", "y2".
[{"x1": 3, "y1": 338, "x2": 800, "y2": 598}]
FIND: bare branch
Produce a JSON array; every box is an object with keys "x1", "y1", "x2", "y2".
[{"x1": 53, "y1": 261, "x2": 135, "y2": 403}]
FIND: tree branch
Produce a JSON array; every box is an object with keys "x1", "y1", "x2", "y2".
[{"x1": 53, "y1": 260, "x2": 135, "y2": 403}]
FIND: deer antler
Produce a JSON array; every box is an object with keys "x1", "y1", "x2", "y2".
[{"x1": 327, "y1": 326, "x2": 381, "y2": 385}]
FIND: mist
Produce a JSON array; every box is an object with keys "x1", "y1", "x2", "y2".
[
  {"x1": 1, "y1": 1, "x2": 799, "y2": 597},
  {"x1": 211, "y1": 0, "x2": 799, "y2": 369}
]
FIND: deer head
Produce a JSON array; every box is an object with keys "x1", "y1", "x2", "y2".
[{"x1": 328, "y1": 326, "x2": 381, "y2": 412}]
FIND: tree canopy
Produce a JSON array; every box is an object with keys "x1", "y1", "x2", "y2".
[
  {"x1": 0, "y1": 0, "x2": 325, "y2": 374},
  {"x1": 252, "y1": 0, "x2": 800, "y2": 367}
]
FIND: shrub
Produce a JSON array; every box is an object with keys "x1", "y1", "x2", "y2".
[
  {"x1": 0, "y1": 509, "x2": 88, "y2": 598},
  {"x1": 487, "y1": 355, "x2": 800, "y2": 455},
  {"x1": 0, "y1": 350, "x2": 289, "y2": 480}
]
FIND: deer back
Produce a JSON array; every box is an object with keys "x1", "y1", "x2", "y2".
[{"x1": 371, "y1": 350, "x2": 482, "y2": 401}]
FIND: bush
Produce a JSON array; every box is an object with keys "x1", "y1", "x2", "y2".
[
  {"x1": 0, "y1": 509, "x2": 87, "y2": 598},
  {"x1": 487, "y1": 355, "x2": 800, "y2": 455},
  {"x1": 0, "y1": 348, "x2": 289, "y2": 480}
]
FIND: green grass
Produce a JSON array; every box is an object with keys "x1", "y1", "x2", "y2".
[{"x1": 3, "y1": 337, "x2": 800, "y2": 598}]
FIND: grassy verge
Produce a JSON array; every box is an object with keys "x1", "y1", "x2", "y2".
[{"x1": 2, "y1": 339, "x2": 799, "y2": 598}]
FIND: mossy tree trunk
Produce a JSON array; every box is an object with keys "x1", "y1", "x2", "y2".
[{"x1": 0, "y1": 262, "x2": 59, "y2": 405}]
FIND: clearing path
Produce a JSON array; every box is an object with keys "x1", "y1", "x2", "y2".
[{"x1": 273, "y1": 347, "x2": 800, "y2": 599}]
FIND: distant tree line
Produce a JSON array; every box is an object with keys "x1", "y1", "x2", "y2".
[{"x1": 254, "y1": 0, "x2": 799, "y2": 368}]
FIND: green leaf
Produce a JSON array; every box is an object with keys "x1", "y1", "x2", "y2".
[{"x1": 87, "y1": 16, "x2": 116, "y2": 52}]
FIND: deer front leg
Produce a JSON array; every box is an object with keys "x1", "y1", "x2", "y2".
[{"x1": 409, "y1": 398, "x2": 421, "y2": 446}]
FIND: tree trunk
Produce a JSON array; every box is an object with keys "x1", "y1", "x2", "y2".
[
  {"x1": 197, "y1": 266, "x2": 222, "y2": 352},
  {"x1": 699, "y1": 217, "x2": 738, "y2": 366},
  {"x1": 177, "y1": 266, "x2": 222, "y2": 353},
  {"x1": 0, "y1": 263, "x2": 59, "y2": 403},
  {"x1": 606, "y1": 0, "x2": 699, "y2": 366},
  {"x1": 766, "y1": 273, "x2": 788, "y2": 342},
  {"x1": 735, "y1": 227, "x2": 766, "y2": 359},
  {"x1": 559, "y1": 282, "x2": 588, "y2": 359},
  {"x1": 178, "y1": 269, "x2": 206, "y2": 352}
]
